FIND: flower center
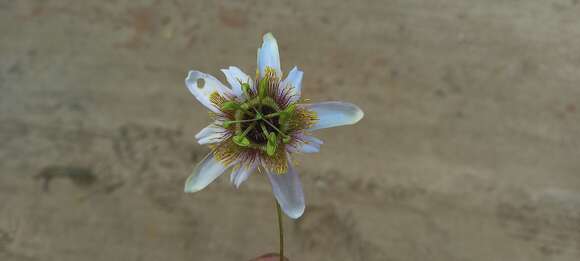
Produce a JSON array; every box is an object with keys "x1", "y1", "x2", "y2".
[
  {"x1": 242, "y1": 105, "x2": 280, "y2": 144},
  {"x1": 218, "y1": 71, "x2": 304, "y2": 157},
  {"x1": 227, "y1": 96, "x2": 291, "y2": 157},
  {"x1": 224, "y1": 101, "x2": 293, "y2": 158}
]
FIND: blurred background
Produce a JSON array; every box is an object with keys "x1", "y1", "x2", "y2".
[{"x1": 1, "y1": 0, "x2": 579, "y2": 260}]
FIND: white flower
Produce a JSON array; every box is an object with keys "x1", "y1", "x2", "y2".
[{"x1": 184, "y1": 33, "x2": 363, "y2": 219}]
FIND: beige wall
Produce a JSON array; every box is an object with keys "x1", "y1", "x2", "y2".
[{"x1": 1, "y1": 1, "x2": 579, "y2": 260}]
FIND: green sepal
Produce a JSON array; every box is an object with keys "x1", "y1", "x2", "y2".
[
  {"x1": 266, "y1": 132, "x2": 277, "y2": 156},
  {"x1": 223, "y1": 121, "x2": 232, "y2": 128},
  {"x1": 233, "y1": 135, "x2": 250, "y2": 147}
]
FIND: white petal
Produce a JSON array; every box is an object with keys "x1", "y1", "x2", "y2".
[
  {"x1": 229, "y1": 161, "x2": 257, "y2": 188},
  {"x1": 266, "y1": 161, "x2": 305, "y2": 219},
  {"x1": 184, "y1": 153, "x2": 233, "y2": 193},
  {"x1": 221, "y1": 66, "x2": 253, "y2": 99},
  {"x1": 257, "y1": 33, "x2": 282, "y2": 79},
  {"x1": 185, "y1": 70, "x2": 233, "y2": 113},
  {"x1": 294, "y1": 135, "x2": 323, "y2": 153},
  {"x1": 280, "y1": 66, "x2": 303, "y2": 102},
  {"x1": 305, "y1": 102, "x2": 364, "y2": 131},
  {"x1": 195, "y1": 122, "x2": 228, "y2": 145}
]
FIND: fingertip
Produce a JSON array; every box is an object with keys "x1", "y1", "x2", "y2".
[{"x1": 250, "y1": 253, "x2": 289, "y2": 261}]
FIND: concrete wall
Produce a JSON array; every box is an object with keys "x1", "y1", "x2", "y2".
[{"x1": 1, "y1": 0, "x2": 579, "y2": 260}]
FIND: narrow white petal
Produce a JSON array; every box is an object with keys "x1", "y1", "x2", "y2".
[
  {"x1": 221, "y1": 66, "x2": 253, "y2": 99},
  {"x1": 266, "y1": 161, "x2": 305, "y2": 219},
  {"x1": 303, "y1": 135, "x2": 323, "y2": 145},
  {"x1": 289, "y1": 135, "x2": 323, "y2": 154},
  {"x1": 184, "y1": 153, "x2": 233, "y2": 193},
  {"x1": 280, "y1": 66, "x2": 303, "y2": 102},
  {"x1": 301, "y1": 135, "x2": 323, "y2": 153},
  {"x1": 298, "y1": 144, "x2": 319, "y2": 153},
  {"x1": 257, "y1": 33, "x2": 282, "y2": 79},
  {"x1": 195, "y1": 122, "x2": 228, "y2": 145},
  {"x1": 230, "y1": 161, "x2": 257, "y2": 188},
  {"x1": 305, "y1": 102, "x2": 364, "y2": 131},
  {"x1": 185, "y1": 70, "x2": 233, "y2": 113}
]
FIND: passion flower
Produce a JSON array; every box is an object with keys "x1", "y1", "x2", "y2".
[{"x1": 184, "y1": 33, "x2": 363, "y2": 219}]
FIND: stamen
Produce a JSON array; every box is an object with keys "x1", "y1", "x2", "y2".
[
  {"x1": 232, "y1": 123, "x2": 255, "y2": 147},
  {"x1": 282, "y1": 135, "x2": 291, "y2": 144},
  {"x1": 266, "y1": 132, "x2": 277, "y2": 156},
  {"x1": 221, "y1": 101, "x2": 239, "y2": 111},
  {"x1": 233, "y1": 135, "x2": 250, "y2": 147}
]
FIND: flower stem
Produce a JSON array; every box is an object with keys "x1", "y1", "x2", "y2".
[{"x1": 275, "y1": 200, "x2": 284, "y2": 261}]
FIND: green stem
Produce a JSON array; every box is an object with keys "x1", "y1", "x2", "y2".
[{"x1": 276, "y1": 200, "x2": 284, "y2": 261}]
